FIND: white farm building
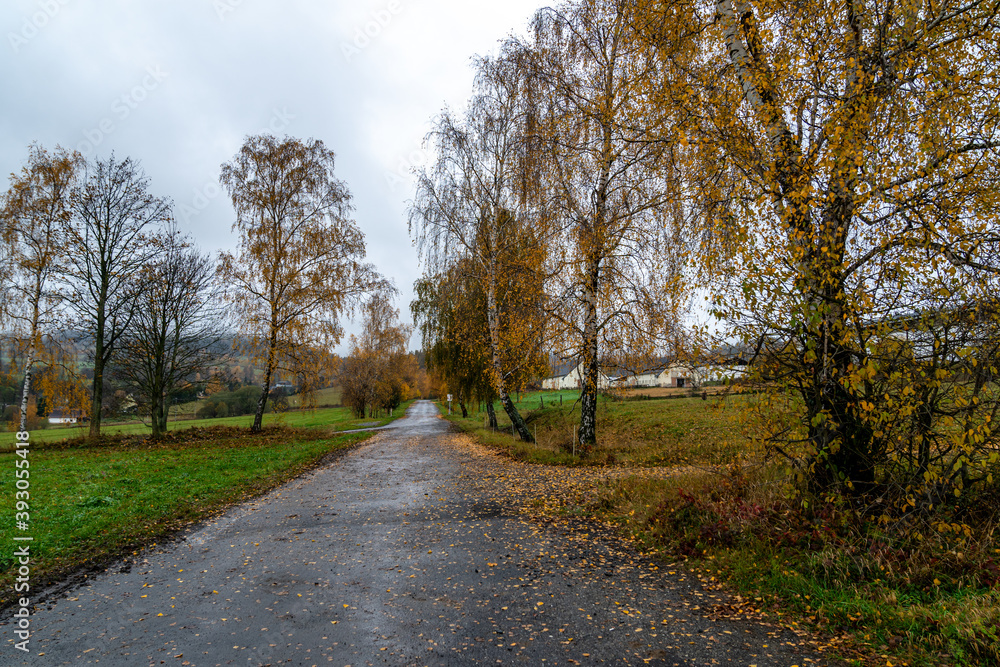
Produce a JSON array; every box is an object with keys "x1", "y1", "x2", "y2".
[
  {"x1": 48, "y1": 410, "x2": 85, "y2": 425},
  {"x1": 541, "y1": 360, "x2": 612, "y2": 390}
]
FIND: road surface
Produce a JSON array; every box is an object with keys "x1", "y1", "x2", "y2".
[{"x1": 3, "y1": 401, "x2": 836, "y2": 666}]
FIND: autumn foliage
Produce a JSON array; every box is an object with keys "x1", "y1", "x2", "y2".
[
  {"x1": 340, "y1": 294, "x2": 421, "y2": 418},
  {"x1": 219, "y1": 135, "x2": 386, "y2": 432}
]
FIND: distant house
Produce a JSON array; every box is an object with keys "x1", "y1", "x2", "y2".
[
  {"x1": 614, "y1": 345, "x2": 753, "y2": 389},
  {"x1": 541, "y1": 359, "x2": 612, "y2": 390},
  {"x1": 656, "y1": 365, "x2": 695, "y2": 388},
  {"x1": 614, "y1": 362, "x2": 695, "y2": 389},
  {"x1": 48, "y1": 410, "x2": 85, "y2": 425},
  {"x1": 269, "y1": 380, "x2": 295, "y2": 395}
]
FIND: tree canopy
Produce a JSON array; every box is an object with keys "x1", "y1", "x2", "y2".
[{"x1": 219, "y1": 135, "x2": 386, "y2": 432}]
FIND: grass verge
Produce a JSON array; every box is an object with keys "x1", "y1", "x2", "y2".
[{"x1": 593, "y1": 470, "x2": 1000, "y2": 666}]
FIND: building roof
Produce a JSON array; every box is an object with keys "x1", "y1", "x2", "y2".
[
  {"x1": 545, "y1": 357, "x2": 621, "y2": 380},
  {"x1": 48, "y1": 410, "x2": 84, "y2": 419},
  {"x1": 545, "y1": 358, "x2": 580, "y2": 379}
]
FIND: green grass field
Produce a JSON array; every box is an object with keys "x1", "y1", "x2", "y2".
[
  {"x1": 0, "y1": 402, "x2": 400, "y2": 450},
  {"x1": 288, "y1": 386, "x2": 343, "y2": 408},
  {"x1": 443, "y1": 389, "x2": 746, "y2": 467},
  {"x1": 169, "y1": 386, "x2": 344, "y2": 419}
]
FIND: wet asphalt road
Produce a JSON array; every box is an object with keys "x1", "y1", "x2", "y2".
[{"x1": 4, "y1": 401, "x2": 834, "y2": 666}]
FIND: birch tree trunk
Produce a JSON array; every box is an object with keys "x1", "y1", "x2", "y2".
[
  {"x1": 486, "y1": 273, "x2": 534, "y2": 442},
  {"x1": 252, "y1": 324, "x2": 278, "y2": 433},
  {"x1": 715, "y1": 0, "x2": 879, "y2": 491},
  {"x1": 577, "y1": 258, "x2": 601, "y2": 453},
  {"x1": 89, "y1": 306, "x2": 107, "y2": 439},
  {"x1": 18, "y1": 282, "x2": 42, "y2": 434},
  {"x1": 18, "y1": 345, "x2": 36, "y2": 435}
]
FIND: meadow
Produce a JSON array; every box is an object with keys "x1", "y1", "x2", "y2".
[
  {"x1": 445, "y1": 388, "x2": 747, "y2": 467},
  {"x1": 0, "y1": 397, "x2": 391, "y2": 450}
]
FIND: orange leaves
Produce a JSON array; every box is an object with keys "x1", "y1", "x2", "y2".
[{"x1": 219, "y1": 135, "x2": 388, "y2": 429}]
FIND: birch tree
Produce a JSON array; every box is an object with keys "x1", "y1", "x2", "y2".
[
  {"x1": 411, "y1": 256, "x2": 547, "y2": 426},
  {"x1": 219, "y1": 135, "x2": 384, "y2": 432},
  {"x1": 411, "y1": 274, "x2": 490, "y2": 421},
  {"x1": 411, "y1": 52, "x2": 549, "y2": 442},
  {"x1": 340, "y1": 293, "x2": 411, "y2": 418},
  {"x1": 685, "y1": 0, "x2": 1000, "y2": 495},
  {"x1": 68, "y1": 155, "x2": 170, "y2": 437},
  {"x1": 1, "y1": 145, "x2": 83, "y2": 432},
  {"x1": 524, "y1": 0, "x2": 693, "y2": 453}
]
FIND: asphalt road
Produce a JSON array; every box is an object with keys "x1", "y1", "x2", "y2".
[{"x1": 3, "y1": 401, "x2": 836, "y2": 666}]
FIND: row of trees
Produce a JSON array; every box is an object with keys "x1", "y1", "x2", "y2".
[
  {"x1": 0, "y1": 146, "x2": 223, "y2": 437},
  {"x1": 1, "y1": 134, "x2": 388, "y2": 437},
  {"x1": 411, "y1": 0, "x2": 1000, "y2": 502},
  {"x1": 411, "y1": 0, "x2": 693, "y2": 453}
]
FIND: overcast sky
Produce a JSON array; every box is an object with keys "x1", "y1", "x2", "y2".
[{"x1": 0, "y1": 0, "x2": 544, "y2": 350}]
